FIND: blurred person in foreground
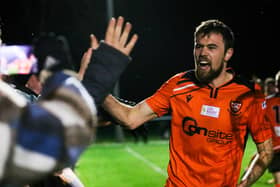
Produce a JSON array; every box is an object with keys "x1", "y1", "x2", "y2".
[
  {"x1": 4, "y1": 34, "x2": 94, "y2": 187},
  {"x1": 265, "y1": 70, "x2": 280, "y2": 187},
  {"x1": 6, "y1": 74, "x2": 40, "y2": 103},
  {"x1": 102, "y1": 19, "x2": 273, "y2": 187},
  {"x1": 0, "y1": 16, "x2": 137, "y2": 187}
]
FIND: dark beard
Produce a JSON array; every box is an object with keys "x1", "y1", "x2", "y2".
[{"x1": 195, "y1": 63, "x2": 224, "y2": 84}]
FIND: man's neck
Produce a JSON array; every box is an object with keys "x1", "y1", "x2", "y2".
[{"x1": 209, "y1": 72, "x2": 233, "y2": 88}]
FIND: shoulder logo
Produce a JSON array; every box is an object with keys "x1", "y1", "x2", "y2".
[{"x1": 229, "y1": 100, "x2": 242, "y2": 114}]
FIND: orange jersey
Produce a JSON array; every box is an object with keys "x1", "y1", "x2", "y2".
[
  {"x1": 265, "y1": 93, "x2": 280, "y2": 151},
  {"x1": 145, "y1": 69, "x2": 271, "y2": 187}
]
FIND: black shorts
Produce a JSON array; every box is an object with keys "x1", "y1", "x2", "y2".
[{"x1": 268, "y1": 151, "x2": 280, "y2": 173}]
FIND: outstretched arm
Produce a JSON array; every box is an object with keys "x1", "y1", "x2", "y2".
[
  {"x1": 82, "y1": 16, "x2": 138, "y2": 106},
  {"x1": 238, "y1": 138, "x2": 273, "y2": 187},
  {"x1": 102, "y1": 94, "x2": 157, "y2": 129}
]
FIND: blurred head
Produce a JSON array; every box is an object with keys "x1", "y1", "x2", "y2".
[
  {"x1": 32, "y1": 32, "x2": 74, "y2": 74},
  {"x1": 275, "y1": 71, "x2": 280, "y2": 92},
  {"x1": 0, "y1": 27, "x2": 2, "y2": 80},
  {"x1": 264, "y1": 77, "x2": 276, "y2": 96},
  {"x1": 0, "y1": 20, "x2": 2, "y2": 45},
  {"x1": 0, "y1": 27, "x2": 2, "y2": 45},
  {"x1": 193, "y1": 20, "x2": 234, "y2": 84}
]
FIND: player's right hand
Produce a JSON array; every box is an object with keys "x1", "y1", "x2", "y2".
[{"x1": 104, "y1": 16, "x2": 138, "y2": 56}]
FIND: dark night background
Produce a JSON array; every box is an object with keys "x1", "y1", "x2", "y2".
[{"x1": 0, "y1": 0, "x2": 278, "y2": 102}]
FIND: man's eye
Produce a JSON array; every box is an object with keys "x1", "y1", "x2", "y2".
[{"x1": 208, "y1": 45, "x2": 217, "y2": 50}]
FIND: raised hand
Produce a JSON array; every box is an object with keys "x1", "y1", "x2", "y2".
[
  {"x1": 104, "y1": 16, "x2": 138, "y2": 56},
  {"x1": 89, "y1": 34, "x2": 99, "y2": 50},
  {"x1": 78, "y1": 34, "x2": 98, "y2": 80}
]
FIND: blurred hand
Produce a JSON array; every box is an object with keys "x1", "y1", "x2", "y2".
[{"x1": 78, "y1": 34, "x2": 98, "y2": 80}]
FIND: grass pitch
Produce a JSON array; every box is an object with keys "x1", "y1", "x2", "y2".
[{"x1": 75, "y1": 137, "x2": 273, "y2": 187}]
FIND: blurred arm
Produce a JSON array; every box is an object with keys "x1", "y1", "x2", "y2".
[
  {"x1": 78, "y1": 34, "x2": 98, "y2": 81},
  {"x1": 238, "y1": 138, "x2": 273, "y2": 187}
]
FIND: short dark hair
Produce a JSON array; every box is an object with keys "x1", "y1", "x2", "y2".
[{"x1": 194, "y1": 19, "x2": 235, "y2": 52}]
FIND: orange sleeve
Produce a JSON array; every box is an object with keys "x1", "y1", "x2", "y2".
[
  {"x1": 145, "y1": 74, "x2": 179, "y2": 117},
  {"x1": 248, "y1": 95, "x2": 272, "y2": 143}
]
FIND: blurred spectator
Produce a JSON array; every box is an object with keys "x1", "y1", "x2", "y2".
[
  {"x1": 0, "y1": 32, "x2": 97, "y2": 187},
  {"x1": 264, "y1": 77, "x2": 276, "y2": 96},
  {"x1": 0, "y1": 16, "x2": 138, "y2": 187},
  {"x1": 6, "y1": 74, "x2": 39, "y2": 102},
  {"x1": 252, "y1": 74, "x2": 264, "y2": 93},
  {"x1": 266, "y1": 70, "x2": 280, "y2": 187},
  {"x1": 264, "y1": 77, "x2": 277, "y2": 96},
  {"x1": 25, "y1": 74, "x2": 42, "y2": 96}
]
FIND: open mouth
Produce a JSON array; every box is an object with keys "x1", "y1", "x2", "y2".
[
  {"x1": 198, "y1": 60, "x2": 210, "y2": 70},
  {"x1": 199, "y1": 60, "x2": 209, "y2": 66}
]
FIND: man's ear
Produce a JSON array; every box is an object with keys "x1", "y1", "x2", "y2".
[{"x1": 224, "y1": 48, "x2": 234, "y2": 62}]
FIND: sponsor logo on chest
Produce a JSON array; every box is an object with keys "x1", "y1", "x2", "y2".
[{"x1": 200, "y1": 105, "x2": 220, "y2": 118}]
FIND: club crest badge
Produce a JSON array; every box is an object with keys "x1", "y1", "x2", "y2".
[{"x1": 229, "y1": 100, "x2": 242, "y2": 115}]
